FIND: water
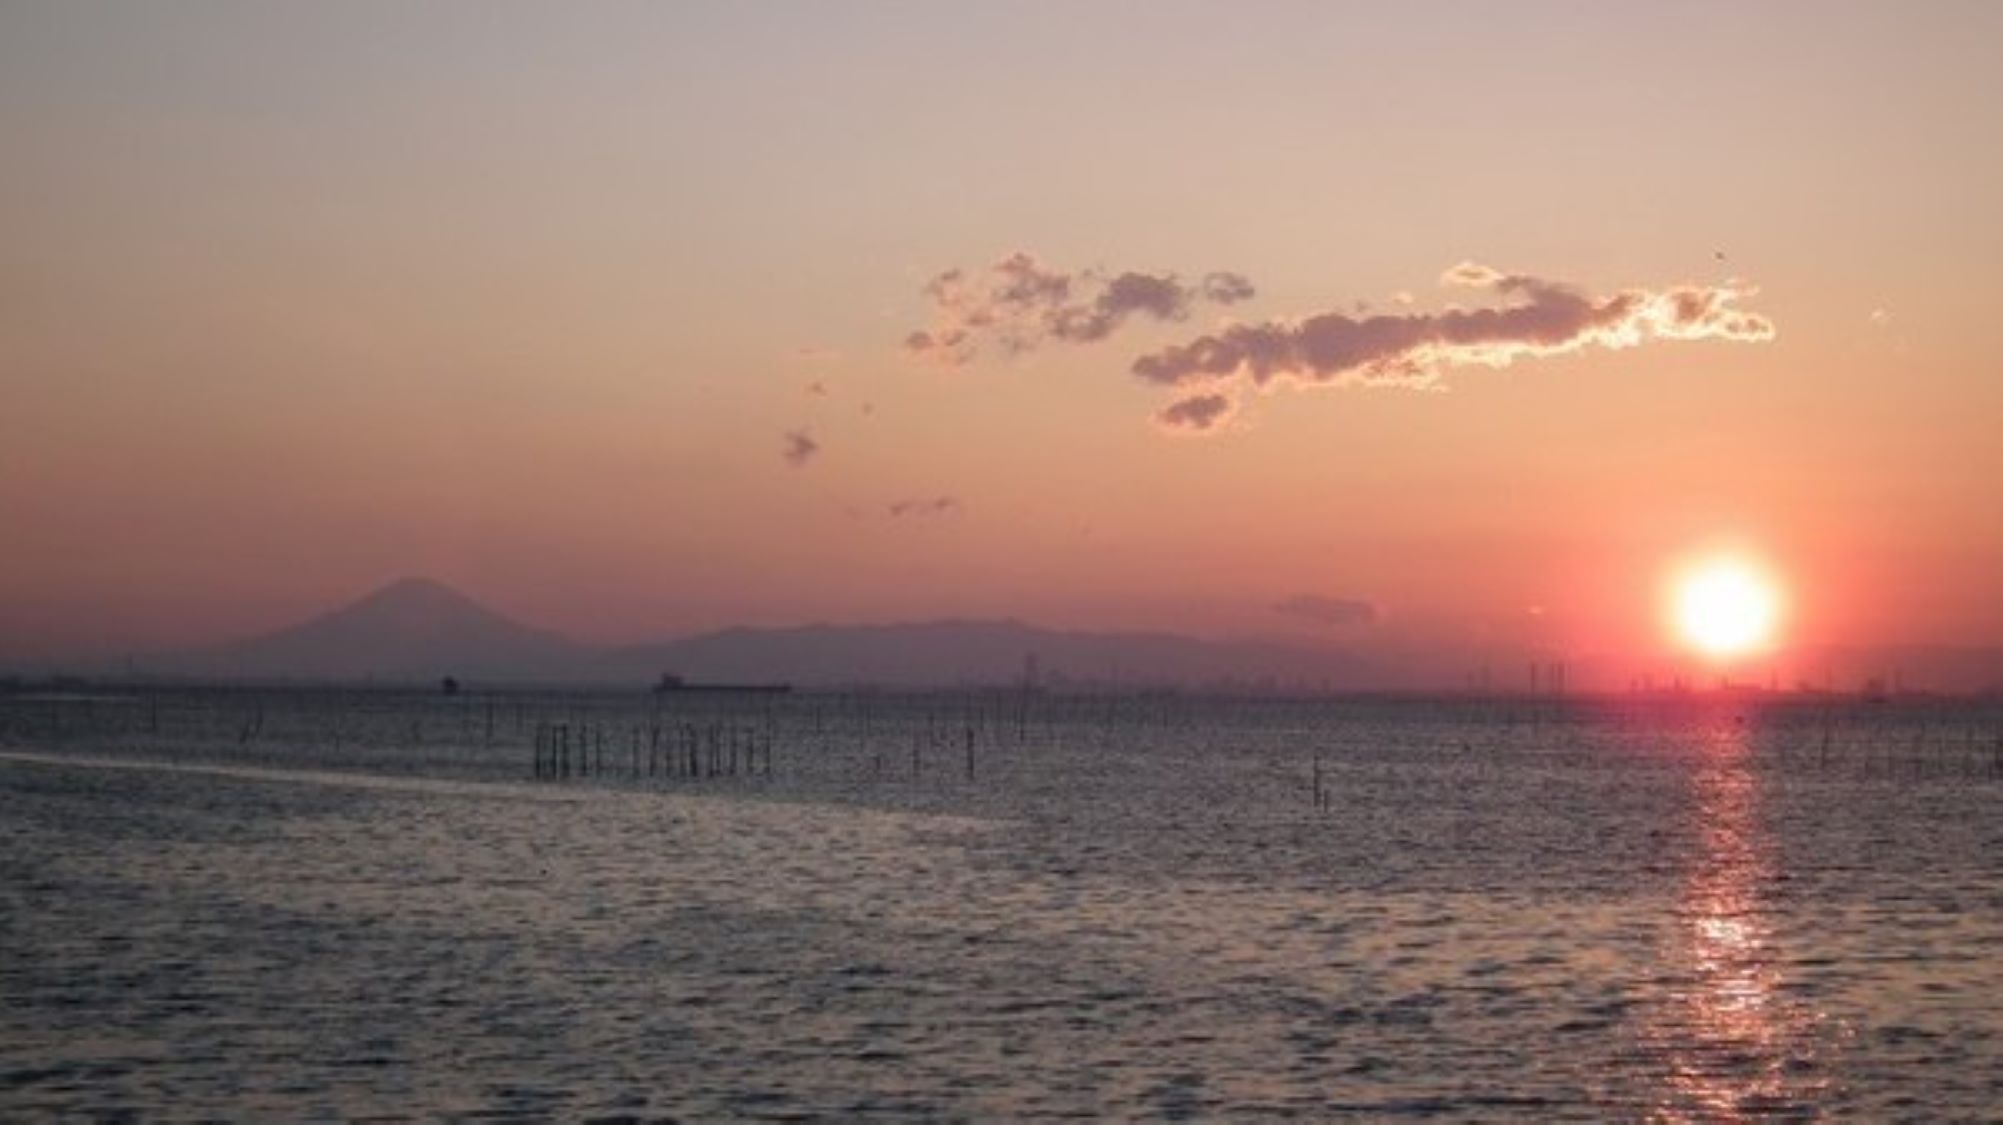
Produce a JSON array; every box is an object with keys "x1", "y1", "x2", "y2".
[{"x1": 3, "y1": 688, "x2": 2001, "y2": 1119}]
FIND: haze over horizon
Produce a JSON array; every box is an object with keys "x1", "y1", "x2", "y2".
[
  {"x1": 11, "y1": 573, "x2": 1995, "y2": 696},
  {"x1": 5, "y1": 2, "x2": 2001, "y2": 684}
]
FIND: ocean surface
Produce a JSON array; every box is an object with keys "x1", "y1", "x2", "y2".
[{"x1": 3, "y1": 687, "x2": 2001, "y2": 1120}]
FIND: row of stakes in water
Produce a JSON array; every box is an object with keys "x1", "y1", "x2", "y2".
[
  {"x1": 531, "y1": 719, "x2": 987, "y2": 785},
  {"x1": 533, "y1": 721, "x2": 776, "y2": 781}
]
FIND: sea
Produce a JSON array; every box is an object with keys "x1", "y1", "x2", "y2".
[{"x1": 3, "y1": 686, "x2": 2000, "y2": 1121}]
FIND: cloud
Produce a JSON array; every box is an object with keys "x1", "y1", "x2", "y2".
[
  {"x1": 1868, "y1": 308, "x2": 1891, "y2": 327},
  {"x1": 1440, "y1": 261, "x2": 1506, "y2": 288},
  {"x1": 781, "y1": 429, "x2": 818, "y2": 468},
  {"x1": 1131, "y1": 264, "x2": 1775, "y2": 396},
  {"x1": 888, "y1": 495, "x2": 961, "y2": 517},
  {"x1": 1201, "y1": 272, "x2": 1256, "y2": 303},
  {"x1": 1154, "y1": 392, "x2": 1238, "y2": 433},
  {"x1": 905, "y1": 253, "x2": 1256, "y2": 364},
  {"x1": 1273, "y1": 594, "x2": 1378, "y2": 628},
  {"x1": 805, "y1": 380, "x2": 829, "y2": 397}
]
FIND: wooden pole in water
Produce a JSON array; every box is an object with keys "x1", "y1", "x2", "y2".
[{"x1": 965, "y1": 725, "x2": 975, "y2": 781}]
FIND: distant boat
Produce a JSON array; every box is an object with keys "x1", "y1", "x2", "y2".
[{"x1": 652, "y1": 673, "x2": 791, "y2": 695}]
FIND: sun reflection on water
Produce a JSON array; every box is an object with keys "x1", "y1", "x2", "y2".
[{"x1": 1648, "y1": 725, "x2": 1838, "y2": 1121}]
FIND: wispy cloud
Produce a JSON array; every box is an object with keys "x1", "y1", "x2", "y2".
[
  {"x1": 1154, "y1": 392, "x2": 1238, "y2": 434},
  {"x1": 1273, "y1": 594, "x2": 1378, "y2": 628},
  {"x1": 904, "y1": 252, "x2": 1255, "y2": 364},
  {"x1": 1133, "y1": 264, "x2": 1775, "y2": 395},
  {"x1": 781, "y1": 429, "x2": 819, "y2": 468},
  {"x1": 888, "y1": 495, "x2": 961, "y2": 518}
]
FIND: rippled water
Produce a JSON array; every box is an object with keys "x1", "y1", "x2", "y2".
[{"x1": 3, "y1": 690, "x2": 2001, "y2": 1119}]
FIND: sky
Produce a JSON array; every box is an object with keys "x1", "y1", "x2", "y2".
[{"x1": 3, "y1": 1, "x2": 2000, "y2": 683}]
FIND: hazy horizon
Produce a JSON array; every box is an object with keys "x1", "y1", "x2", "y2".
[
  {"x1": 6, "y1": 572, "x2": 1999, "y2": 696},
  {"x1": 6, "y1": 1, "x2": 2001, "y2": 681}
]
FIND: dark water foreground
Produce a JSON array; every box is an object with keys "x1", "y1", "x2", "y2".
[{"x1": 2, "y1": 692, "x2": 2001, "y2": 1120}]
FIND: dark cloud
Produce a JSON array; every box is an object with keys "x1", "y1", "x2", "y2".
[
  {"x1": 1050, "y1": 273, "x2": 1189, "y2": 343},
  {"x1": 1273, "y1": 594, "x2": 1379, "y2": 628},
  {"x1": 905, "y1": 252, "x2": 1257, "y2": 364},
  {"x1": 805, "y1": 380, "x2": 829, "y2": 397},
  {"x1": 1133, "y1": 263, "x2": 1775, "y2": 392},
  {"x1": 888, "y1": 495, "x2": 961, "y2": 518},
  {"x1": 781, "y1": 429, "x2": 818, "y2": 468},
  {"x1": 1154, "y1": 392, "x2": 1237, "y2": 433}
]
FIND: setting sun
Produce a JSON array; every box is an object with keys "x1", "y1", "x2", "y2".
[{"x1": 1671, "y1": 555, "x2": 1784, "y2": 660}]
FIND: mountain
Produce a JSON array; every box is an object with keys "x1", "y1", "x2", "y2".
[
  {"x1": 141, "y1": 579, "x2": 1378, "y2": 688},
  {"x1": 143, "y1": 582, "x2": 1375, "y2": 689},
  {"x1": 164, "y1": 577, "x2": 588, "y2": 683},
  {"x1": 597, "y1": 618, "x2": 1378, "y2": 690}
]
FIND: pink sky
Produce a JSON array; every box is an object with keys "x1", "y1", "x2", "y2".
[{"x1": 3, "y1": 2, "x2": 2000, "y2": 682}]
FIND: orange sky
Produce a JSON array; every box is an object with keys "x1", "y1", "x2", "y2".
[{"x1": 3, "y1": 2, "x2": 2000, "y2": 681}]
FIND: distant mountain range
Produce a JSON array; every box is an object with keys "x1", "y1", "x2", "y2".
[
  {"x1": 44, "y1": 576, "x2": 2003, "y2": 694},
  {"x1": 147, "y1": 577, "x2": 1378, "y2": 689},
  {"x1": 598, "y1": 619, "x2": 1375, "y2": 690}
]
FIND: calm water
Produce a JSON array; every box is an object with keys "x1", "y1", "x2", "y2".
[{"x1": 3, "y1": 689, "x2": 2001, "y2": 1120}]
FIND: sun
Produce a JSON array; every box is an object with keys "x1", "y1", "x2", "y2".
[{"x1": 1670, "y1": 554, "x2": 1783, "y2": 660}]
